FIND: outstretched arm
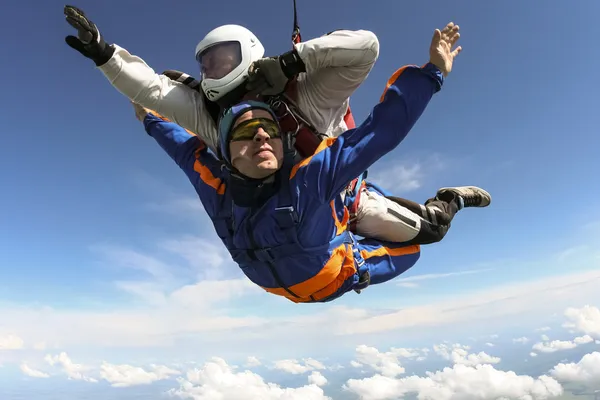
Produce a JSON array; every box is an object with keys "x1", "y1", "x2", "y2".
[
  {"x1": 63, "y1": 6, "x2": 219, "y2": 152},
  {"x1": 293, "y1": 63, "x2": 443, "y2": 203},
  {"x1": 292, "y1": 23, "x2": 461, "y2": 203},
  {"x1": 138, "y1": 105, "x2": 227, "y2": 208},
  {"x1": 102, "y1": 46, "x2": 213, "y2": 142},
  {"x1": 294, "y1": 29, "x2": 380, "y2": 110}
]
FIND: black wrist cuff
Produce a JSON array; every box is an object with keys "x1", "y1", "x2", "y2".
[
  {"x1": 92, "y1": 42, "x2": 115, "y2": 67},
  {"x1": 278, "y1": 48, "x2": 306, "y2": 79}
]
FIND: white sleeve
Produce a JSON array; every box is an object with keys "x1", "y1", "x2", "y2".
[
  {"x1": 293, "y1": 29, "x2": 380, "y2": 112},
  {"x1": 97, "y1": 44, "x2": 219, "y2": 151}
]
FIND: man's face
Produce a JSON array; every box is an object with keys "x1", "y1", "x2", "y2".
[
  {"x1": 199, "y1": 41, "x2": 242, "y2": 80},
  {"x1": 228, "y1": 109, "x2": 284, "y2": 179}
]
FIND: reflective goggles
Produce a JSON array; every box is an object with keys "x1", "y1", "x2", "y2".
[{"x1": 229, "y1": 118, "x2": 281, "y2": 142}]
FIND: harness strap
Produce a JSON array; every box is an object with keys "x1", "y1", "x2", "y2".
[
  {"x1": 270, "y1": 93, "x2": 325, "y2": 158},
  {"x1": 344, "y1": 171, "x2": 368, "y2": 233},
  {"x1": 230, "y1": 233, "x2": 347, "y2": 264},
  {"x1": 291, "y1": 0, "x2": 301, "y2": 45},
  {"x1": 273, "y1": 154, "x2": 299, "y2": 244}
]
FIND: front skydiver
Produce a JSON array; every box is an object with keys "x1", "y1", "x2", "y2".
[
  {"x1": 63, "y1": 5, "x2": 490, "y2": 249},
  {"x1": 130, "y1": 24, "x2": 490, "y2": 303}
]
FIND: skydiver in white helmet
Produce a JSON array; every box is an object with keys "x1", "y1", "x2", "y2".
[{"x1": 63, "y1": 5, "x2": 491, "y2": 248}]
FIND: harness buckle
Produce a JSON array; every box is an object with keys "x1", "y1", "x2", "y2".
[
  {"x1": 352, "y1": 246, "x2": 365, "y2": 268},
  {"x1": 350, "y1": 237, "x2": 369, "y2": 294}
]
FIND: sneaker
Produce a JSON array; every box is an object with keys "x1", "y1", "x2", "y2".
[{"x1": 436, "y1": 186, "x2": 491, "y2": 208}]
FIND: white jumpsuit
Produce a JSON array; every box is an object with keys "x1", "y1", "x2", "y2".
[{"x1": 98, "y1": 30, "x2": 424, "y2": 243}]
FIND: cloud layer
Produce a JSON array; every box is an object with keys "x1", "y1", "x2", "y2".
[{"x1": 2, "y1": 305, "x2": 599, "y2": 399}]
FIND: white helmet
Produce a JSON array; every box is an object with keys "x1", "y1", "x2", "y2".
[{"x1": 195, "y1": 24, "x2": 265, "y2": 102}]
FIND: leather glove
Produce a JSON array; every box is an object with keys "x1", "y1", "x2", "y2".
[
  {"x1": 245, "y1": 49, "x2": 306, "y2": 96},
  {"x1": 64, "y1": 5, "x2": 115, "y2": 66}
]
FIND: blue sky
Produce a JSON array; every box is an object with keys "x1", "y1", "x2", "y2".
[{"x1": 0, "y1": 0, "x2": 599, "y2": 398}]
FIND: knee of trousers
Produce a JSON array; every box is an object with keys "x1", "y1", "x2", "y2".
[
  {"x1": 353, "y1": 189, "x2": 422, "y2": 242},
  {"x1": 415, "y1": 222, "x2": 451, "y2": 245}
]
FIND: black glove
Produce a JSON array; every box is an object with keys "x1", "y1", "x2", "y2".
[
  {"x1": 64, "y1": 5, "x2": 115, "y2": 66},
  {"x1": 245, "y1": 49, "x2": 306, "y2": 96}
]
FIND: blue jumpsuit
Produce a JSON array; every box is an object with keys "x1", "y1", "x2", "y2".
[{"x1": 142, "y1": 63, "x2": 444, "y2": 303}]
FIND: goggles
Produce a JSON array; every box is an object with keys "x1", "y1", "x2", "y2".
[{"x1": 230, "y1": 118, "x2": 281, "y2": 142}]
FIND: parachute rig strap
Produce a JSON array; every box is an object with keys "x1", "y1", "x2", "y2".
[{"x1": 291, "y1": 0, "x2": 301, "y2": 45}]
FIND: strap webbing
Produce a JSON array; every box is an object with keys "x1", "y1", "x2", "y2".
[{"x1": 292, "y1": 0, "x2": 301, "y2": 44}]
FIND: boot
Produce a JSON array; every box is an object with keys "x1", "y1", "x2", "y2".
[{"x1": 435, "y1": 186, "x2": 491, "y2": 209}]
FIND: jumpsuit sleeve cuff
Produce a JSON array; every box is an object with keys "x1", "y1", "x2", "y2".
[
  {"x1": 143, "y1": 113, "x2": 162, "y2": 136},
  {"x1": 421, "y1": 62, "x2": 444, "y2": 93}
]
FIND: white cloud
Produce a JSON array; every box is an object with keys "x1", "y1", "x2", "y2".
[
  {"x1": 26, "y1": 351, "x2": 184, "y2": 387},
  {"x1": 169, "y1": 279, "x2": 260, "y2": 310},
  {"x1": 90, "y1": 244, "x2": 174, "y2": 281},
  {"x1": 100, "y1": 362, "x2": 181, "y2": 387},
  {"x1": 344, "y1": 363, "x2": 563, "y2": 400},
  {"x1": 335, "y1": 269, "x2": 600, "y2": 337},
  {"x1": 541, "y1": 334, "x2": 550, "y2": 341},
  {"x1": 308, "y1": 371, "x2": 328, "y2": 387},
  {"x1": 513, "y1": 337, "x2": 530, "y2": 344},
  {"x1": 433, "y1": 343, "x2": 500, "y2": 367},
  {"x1": 395, "y1": 268, "x2": 493, "y2": 286},
  {"x1": 485, "y1": 342, "x2": 495, "y2": 347},
  {"x1": 273, "y1": 358, "x2": 326, "y2": 375},
  {"x1": 392, "y1": 348, "x2": 422, "y2": 359},
  {"x1": 433, "y1": 343, "x2": 467, "y2": 359},
  {"x1": 397, "y1": 282, "x2": 419, "y2": 288},
  {"x1": 44, "y1": 352, "x2": 98, "y2": 382},
  {"x1": 351, "y1": 345, "x2": 406, "y2": 378},
  {"x1": 130, "y1": 170, "x2": 205, "y2": 217},
  {"x1": 19, "y1": 363, "x2": 49, "y2": 378},
  {"x1": 532, "y1": 335, "x2": 594, "y2": 353},
  {"x1": 536, "y1": 326, "x2": 551, "y2": 332},
  {"x1": 328, "y1": 363, "x2": 345, "y2": 371},
  {"x1": 160, "y1": 235, "x2": 230, "y2": 280},
  {"x1": 368, "y1": 164, "x2": 422, "y2": 193},
  {"x1": 245, "y1": 356, "x2": 261, "y2": 367},
  {"x1": 562, "y1": 305, "x2": 600, "y2": 338},
  {"x1": 550, "y1": 351, "x2": 600, "y2": 385},
  {"x1": 367, "y1": 152, "x2": 451, "y2": 194},
  {"x1": 168, "y1": 357, "x2": 330, "y2": 400},
  {"x1": 349, "y1": 345, "x2": 424, "y2": 376},
  {"x1": 144, "y1": 195, "x2": 204, "y2": 216},
  {"x1": 33, "y1": 341, "x2": 46, "y2": 350},
  {"x1": 2, "y1": 268, "x2": 599, "y2": 358},
  {"x1": 0, "y1": 334, "x2": 24, "y2": 350},
  {"x1": 8, "y1": 304, "x2": 600, "y2": 399}
]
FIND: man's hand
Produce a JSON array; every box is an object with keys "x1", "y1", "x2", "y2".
[
  {"x1": 64, "y1": 5, "x2": 114, "y2": 66},
  {"x1": 245, "y1": 49, "x2": 306, "y2": 96},
  {"x1": 429, "y1": 22, "x2": 462, "y2": 77},
  {"x1": 245, "y1": 57, "x2": 290, "y2": 96}
]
